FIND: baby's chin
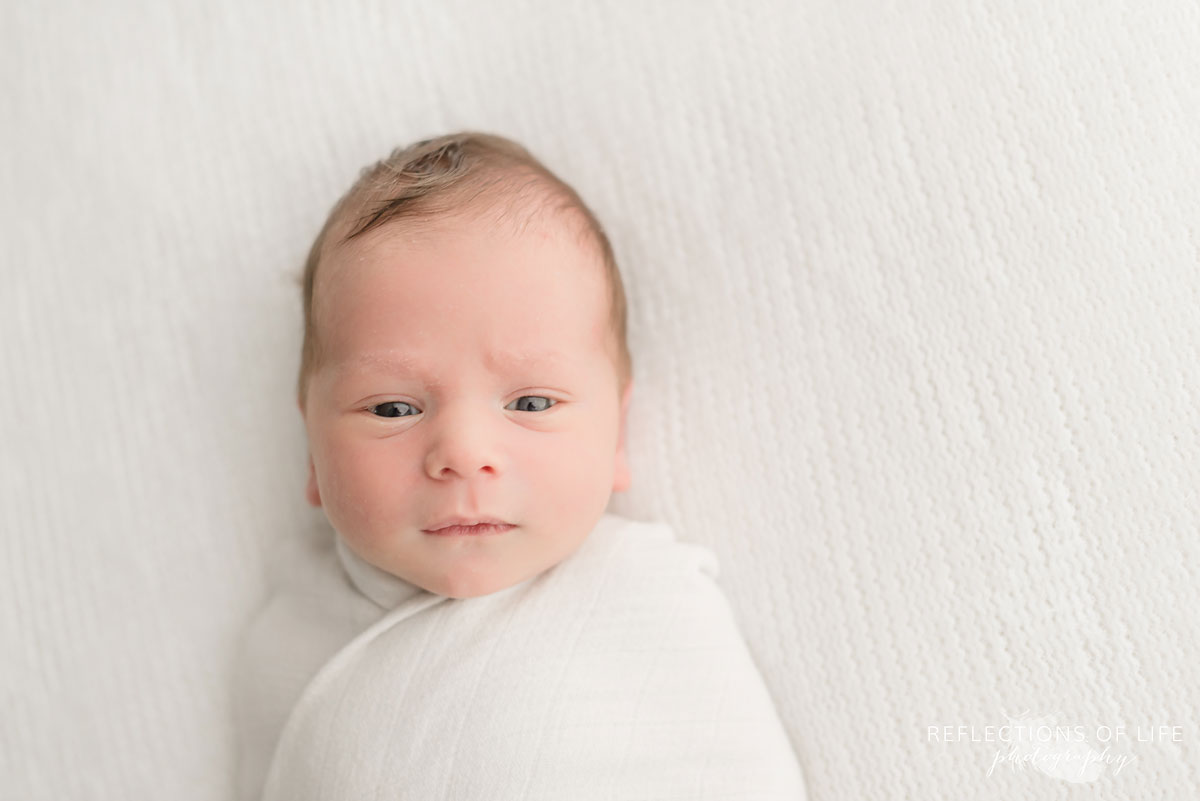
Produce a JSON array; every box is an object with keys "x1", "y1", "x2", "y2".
[
  {"x1": 396, "y1": 547, "x2": 543, "y2": 600},
  {"x1": 416, "y1": 569, "x2": 534, "y2": 600},
  {"x1": 345, "y1": 515, "x2": 604, "y2": 599}
]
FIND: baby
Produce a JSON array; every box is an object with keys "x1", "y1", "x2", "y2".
[
  {"x1": 296, "y1": 132, "x2": 634, "y2": 601},
  {"x1": 235, "y1": 133, "x2": 806, "y2": 800}
]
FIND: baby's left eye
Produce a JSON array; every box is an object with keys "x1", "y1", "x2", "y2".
[
  {"x1": 368, "y1": 401, "x2": 421, "y2": 418},
  {"x1": 505, "y1": 396, "x2": 557, "y2": 413}
]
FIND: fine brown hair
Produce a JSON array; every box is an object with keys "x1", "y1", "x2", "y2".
[{"x1": 296, "y1": 132, "x2": 632, "y2": 411}]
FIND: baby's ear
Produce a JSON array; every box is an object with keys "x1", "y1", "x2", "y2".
[
  {"x1": 305, "y1": 453, "x2": 322, "y2": 507},
  {"x1": 612, "y1": 380, "x2": 634, "y2": 493},
  {"x1": 297, "y1": 396, "x2": 322, "y2": 507}
]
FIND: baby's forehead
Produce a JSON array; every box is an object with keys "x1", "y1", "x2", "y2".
[
  {"x1": 317, "y1": 215, "x2": 610, "y2": 328},
  {"x1": 323, "y1": 206, "x2": 602, "y2": 291}
]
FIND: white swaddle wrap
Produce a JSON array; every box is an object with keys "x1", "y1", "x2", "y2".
[{"x1": 237, "y1": 513, "x2": 806, "y2": 800}]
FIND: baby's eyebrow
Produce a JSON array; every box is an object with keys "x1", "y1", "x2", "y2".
[
  {"x1": 340, "y1": 349, "x2": 569, "y2": 381},
  {"x1": 482, "y1": 349, "x2": 570, "y2": 372}
]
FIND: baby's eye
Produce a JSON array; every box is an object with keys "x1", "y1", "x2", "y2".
[
  {"x1": 505, "y1": 396, "x2": 557, "y2": 413},
  {"x1": 368, "y1": 401, "x2": 421, "y2": 418}
]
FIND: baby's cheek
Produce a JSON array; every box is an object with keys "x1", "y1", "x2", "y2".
[
  {"x1": 525, "y1": 430, "x2": 586, "y2": 473},
  {"x1": 535, "y1": 429, "x2": 614, "y2": 507},
  {"x1": 325, "y1": 441, "x2": 406, "y2": 529}
]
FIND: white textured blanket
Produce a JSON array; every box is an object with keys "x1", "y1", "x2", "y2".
[
  {"x1": 237, "y1": 514, "x2": 806, "y2": 800},
  {"x1": 10, "y1": 3, "x2": 1200, "y2": 798}
]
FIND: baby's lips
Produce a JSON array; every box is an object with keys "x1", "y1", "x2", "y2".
[
  {"x1": 422, "y1": 516, "x2": 513, "y2": 532},
  {"x1": 422, "y1": 523, "x2": 515, "y2": 537}
]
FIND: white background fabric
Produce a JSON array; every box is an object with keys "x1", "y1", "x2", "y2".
[{"x1": 3, "y1": 1, "x2": 1198, "y2": 799}]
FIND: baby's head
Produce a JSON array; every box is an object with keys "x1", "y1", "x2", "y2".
[{"x1": 295, "y1": 132, "x2": 634, "y2": 599}]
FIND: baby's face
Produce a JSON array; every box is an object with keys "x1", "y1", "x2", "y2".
[{"x1": 300, "y1": 212, "x2": 632, "y2": 599}]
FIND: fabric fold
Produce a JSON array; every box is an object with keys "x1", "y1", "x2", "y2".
[{"x1": 333, "y1": 535, "x2": 430, "y2": 612}]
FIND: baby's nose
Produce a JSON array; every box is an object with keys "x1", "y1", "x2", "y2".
[{"x1": 422, "y1": 407, "x2": 502, "y2": 480}]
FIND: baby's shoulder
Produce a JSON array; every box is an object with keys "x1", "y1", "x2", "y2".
[
  {"x1": 572, "y1": 512, "x2": 721, "y2": 584},
  {"x1": 578, "y1": 513, "x2": 710, "y2": 568},
  {"x1": 234, "y1": 534, "x2": 384, "y2": 722},
  {"x1": 526, "y1": 513, "x2": 731, "y2": 639}
]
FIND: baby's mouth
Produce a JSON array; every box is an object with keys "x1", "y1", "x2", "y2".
[{"x1": 421, "y1": 522, "x2": 515, "y2": 537}]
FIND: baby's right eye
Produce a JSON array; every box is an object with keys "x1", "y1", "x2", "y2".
[{"x1": 368, "y1": 401, "x2": 421, "y2": 419}]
